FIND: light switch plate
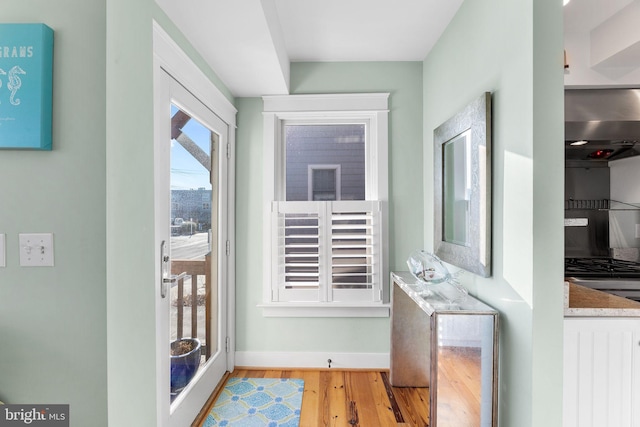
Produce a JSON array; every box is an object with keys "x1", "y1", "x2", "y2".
[
  {"x1": 19, "y1": 233, "x2": 54, "y2": 267},
  {"x1": 0, "y1": 234, "x2": 5, "y2": 267}
]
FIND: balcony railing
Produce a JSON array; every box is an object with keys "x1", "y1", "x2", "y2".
[{"x1": 171, "y1": 253, "x2": 212, "y2": 359}]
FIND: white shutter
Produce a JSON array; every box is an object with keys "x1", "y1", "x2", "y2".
[
  {"x1": 272, "y1": 201, "x2": 323, "y2": 302},
  {"x1": 331, "y1": 201, "x2": 382, "y2": 302},
  {"x1": 272, "y1": 200, "x2": 382, "y2": 303}
]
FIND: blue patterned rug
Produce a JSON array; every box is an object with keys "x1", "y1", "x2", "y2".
[{"x1": 203, "y1": 377, "x2": 304, "y2": 427}]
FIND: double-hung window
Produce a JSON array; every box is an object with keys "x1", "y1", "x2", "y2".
[{"x1": 261, "y1": 94, "x2": 390, "y2": 317}]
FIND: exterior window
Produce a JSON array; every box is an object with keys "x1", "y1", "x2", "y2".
[
  {"x1": 284, "y1": 123, "x2": 365, "y2": 201},
  {"x1": 262, "y1": 94, "x2": 389, "y2": 317},
  {"x1": 308, "y1": 165, "x2": 341, "y2": 201}
]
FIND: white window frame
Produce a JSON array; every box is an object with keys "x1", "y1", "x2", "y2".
[
  {"x1": 308, "y1": 164, "x2": 341, "y2": 201},
  {"x1": 260, "y1": 94, "x2": 390, "y2": 317}
]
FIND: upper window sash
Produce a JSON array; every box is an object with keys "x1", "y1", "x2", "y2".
[
  {"x1": 262, "y1": 93, "x2": 390, "y2": 205},
  {"x1": 280, "y1": 119, "x2": 368, "y2": 202}
]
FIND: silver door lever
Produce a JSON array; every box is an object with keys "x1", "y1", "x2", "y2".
[
  {"x1": 161, "y1": 240, "x2": 169, "y2": 298},
  {"x1": 163, "y1": 273, "x2": 186, "y2": 284}
]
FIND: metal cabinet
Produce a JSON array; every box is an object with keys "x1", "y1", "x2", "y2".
[{"x1": 390, "y1": 271, "x2": 499, "y2": 427}]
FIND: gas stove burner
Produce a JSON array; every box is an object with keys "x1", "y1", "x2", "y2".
[{"x1": 565, "y1": 257, "x2": 640, "y2": 278}]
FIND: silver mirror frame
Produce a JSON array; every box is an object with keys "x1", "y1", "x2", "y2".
[{"x1": 434, "y1": 92, "x2": 492, "y2": 277}]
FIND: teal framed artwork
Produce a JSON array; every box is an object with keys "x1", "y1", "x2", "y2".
[{"x1": 0, "y1": 23, "x2": 54, "y2": 150}]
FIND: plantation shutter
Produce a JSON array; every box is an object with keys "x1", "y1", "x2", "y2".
[
  {"x1": 330, "y1": 201, "x2": 382, "y2": 302},
  {"x1": 272, "y1": 200, "x2": 383, "y2": 303},
  {"x1": 271, "y1": 201, "x2": 323, "y2": 302}
]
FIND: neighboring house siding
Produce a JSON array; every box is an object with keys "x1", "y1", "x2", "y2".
[{"x1": 285, "y1": 124, "x2": 366, "y2": 201}]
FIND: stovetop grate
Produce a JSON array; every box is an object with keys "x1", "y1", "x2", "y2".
[{"x1": 565, "y1": 257, "x2": 640, "y2": 278}]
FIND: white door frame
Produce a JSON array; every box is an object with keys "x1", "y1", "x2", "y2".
[{"x1": 152, "y1": 21, "x2": 236, "y2": 427}]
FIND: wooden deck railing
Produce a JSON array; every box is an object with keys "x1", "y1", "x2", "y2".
[{"x1": 171, "y1": 253, "x2": 212, "y2": 359}]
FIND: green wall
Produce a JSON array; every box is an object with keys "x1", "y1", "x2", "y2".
[
  {"x1": 0, "y1": 1, "x2": 108, "y2": 425},
  {"x1": 423, "y1": 0, "x2": 565, "y2": 425},
  {"x1": 235, "y1": 62, "x2": 423, "y2": 354},
  {"x1": 105, "y1": 2, "x2": 233, "y2": 426},
  {"x1": 0, "y1": 0, "x2": 566, "y2": 425},
  {"x1": 0, "y1": 1, "x2": 232, "y2": 426},
  {"x1": 105, "y1": 1, "x2": 156, "y2": 425}
]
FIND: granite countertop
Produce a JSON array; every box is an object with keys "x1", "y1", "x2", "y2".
[{"x1": 564, "y1": 281, "x2": 640, "y2": 317}]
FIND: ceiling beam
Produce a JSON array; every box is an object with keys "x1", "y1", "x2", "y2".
[{"x1": 590, "y1": 1, "x2": 640, "y2": 77}]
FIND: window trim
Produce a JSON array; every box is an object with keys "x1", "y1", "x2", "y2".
[{"x1": 262, "y1": 93, "x2": 390, "y2": 317}]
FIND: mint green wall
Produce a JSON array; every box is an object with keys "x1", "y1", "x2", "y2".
[
  {"x1": 0, "y1": 1, "x2": 107, "y2": 426},
  {"x1": 235, "y1": 62, "x2": 423, "y2": 353},
  {"x1": 423, "y1": 0, "x2": 564, "y2": 425},
  {"x1": 105, "y1": 1, "x2": 156, "y2": 425},
  {"x1": 105, "y1": 2, "x2": 233, "y2": 426},
  {"x1": 0, "y1": 2, "x2": 232, "y2": 427},
  {"x1": 0, "y1": 1, "x2": 565, "y2": 426}
]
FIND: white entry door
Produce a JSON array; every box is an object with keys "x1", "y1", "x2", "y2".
[{"x1": 154, "y1": 68, "x2": 230, "y2": 427}]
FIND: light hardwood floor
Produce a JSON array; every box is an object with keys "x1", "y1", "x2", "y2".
[{"x1": 193, "y1": 369, "x2": 430, "y2": 427}]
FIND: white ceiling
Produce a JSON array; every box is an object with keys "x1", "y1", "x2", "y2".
[
  {"x1": 564, "y1": 0, "x2": 640, "y2": 83},
  {"x1": 156, "y1": 0, "x2": 638, "y2": 97},
  {"x1": 563, "y1": 0, "x2": 633, "y2": 33},
  {"x1": 275, "y1": 0, "x2": 464, "y2": 62},
  {"x1": 155, "y1": 0, "x2": 464, "y2": 97}
]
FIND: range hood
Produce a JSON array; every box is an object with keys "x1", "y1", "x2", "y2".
[{"x1": 565, "y1": 88, "x2": 640, "y2": 163}]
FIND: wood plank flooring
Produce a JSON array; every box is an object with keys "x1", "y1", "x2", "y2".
[
  {"x1": 193, "y1": 345, "x2": 485, "y2": 426},
  {"x1": 193, "y1": 369, "x2": 430, "y2": 427}
]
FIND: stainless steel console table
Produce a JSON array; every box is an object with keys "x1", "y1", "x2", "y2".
[{"x1": 390, "y1": 271, "x2": 499, "y2": 427}]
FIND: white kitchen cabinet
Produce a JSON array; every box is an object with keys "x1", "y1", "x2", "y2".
[{"x1": 563, "y1": 317, "x2": 640, "y2": 427}]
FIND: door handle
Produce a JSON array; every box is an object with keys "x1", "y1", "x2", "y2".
[
  {"x1": 161, "y1": 240, "x2": 169, "y2": 298},
  {"x1": 163, "y1": 272, "x2": 187, "y2": 284},
  {"x1": 161, "y1": 240, "x2": 186, "y2": 297}
]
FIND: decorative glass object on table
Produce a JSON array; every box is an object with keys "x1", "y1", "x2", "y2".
[{"x1": 406, "y1": 250, "x2": 468, "y2": 307}]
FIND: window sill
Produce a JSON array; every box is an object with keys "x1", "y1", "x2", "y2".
[{"x1": 258, "y1": 302, "x2": 390, "y2": 318}]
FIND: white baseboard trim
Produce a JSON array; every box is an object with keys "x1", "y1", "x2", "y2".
[{"x1": 234, "y1": 351, "x2": 390, "y2": 370}]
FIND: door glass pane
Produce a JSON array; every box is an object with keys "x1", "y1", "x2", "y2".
[
  {"x1": 285, "y1": 124, "x2": 365, "y2": 201},
  {"x1": 169, "y1": 104, "x2": 218, "y2": 402}
]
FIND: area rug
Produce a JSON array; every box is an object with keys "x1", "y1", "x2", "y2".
[{"x1": 203, "y1": 377, "x2": 304, "y2": 427}]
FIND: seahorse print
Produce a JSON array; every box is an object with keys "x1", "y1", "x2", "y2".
[
  {"x1": 0, "y1": 68, "x2": 5, "y2": 104},
  {"x1": 7, "y1": 66, "x2": 26, "y2": 106}
]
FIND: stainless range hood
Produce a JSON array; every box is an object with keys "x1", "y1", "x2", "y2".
[{"x1": 565, "y1": 88, "x2": 640, "y2": 163}]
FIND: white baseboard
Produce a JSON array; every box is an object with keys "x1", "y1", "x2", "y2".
[{"x1": 234, "y1": 351, "x2": 390, "y2": 370}]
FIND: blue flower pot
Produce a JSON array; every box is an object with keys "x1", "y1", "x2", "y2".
[{"x1": 170, "y1": 338, "x2": 202, "y2": 393}]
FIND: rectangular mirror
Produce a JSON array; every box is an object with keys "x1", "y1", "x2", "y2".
[
  {"x1": 434, "y1": 92, "x2": 492, "y2": 277},
  {"x1": 443, "y1": 129, "x2": 471, "y2": 246}
]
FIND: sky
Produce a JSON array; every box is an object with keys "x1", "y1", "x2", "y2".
[{"x1": 170, "y1": 104, "x2": 213, "y2": 191}]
